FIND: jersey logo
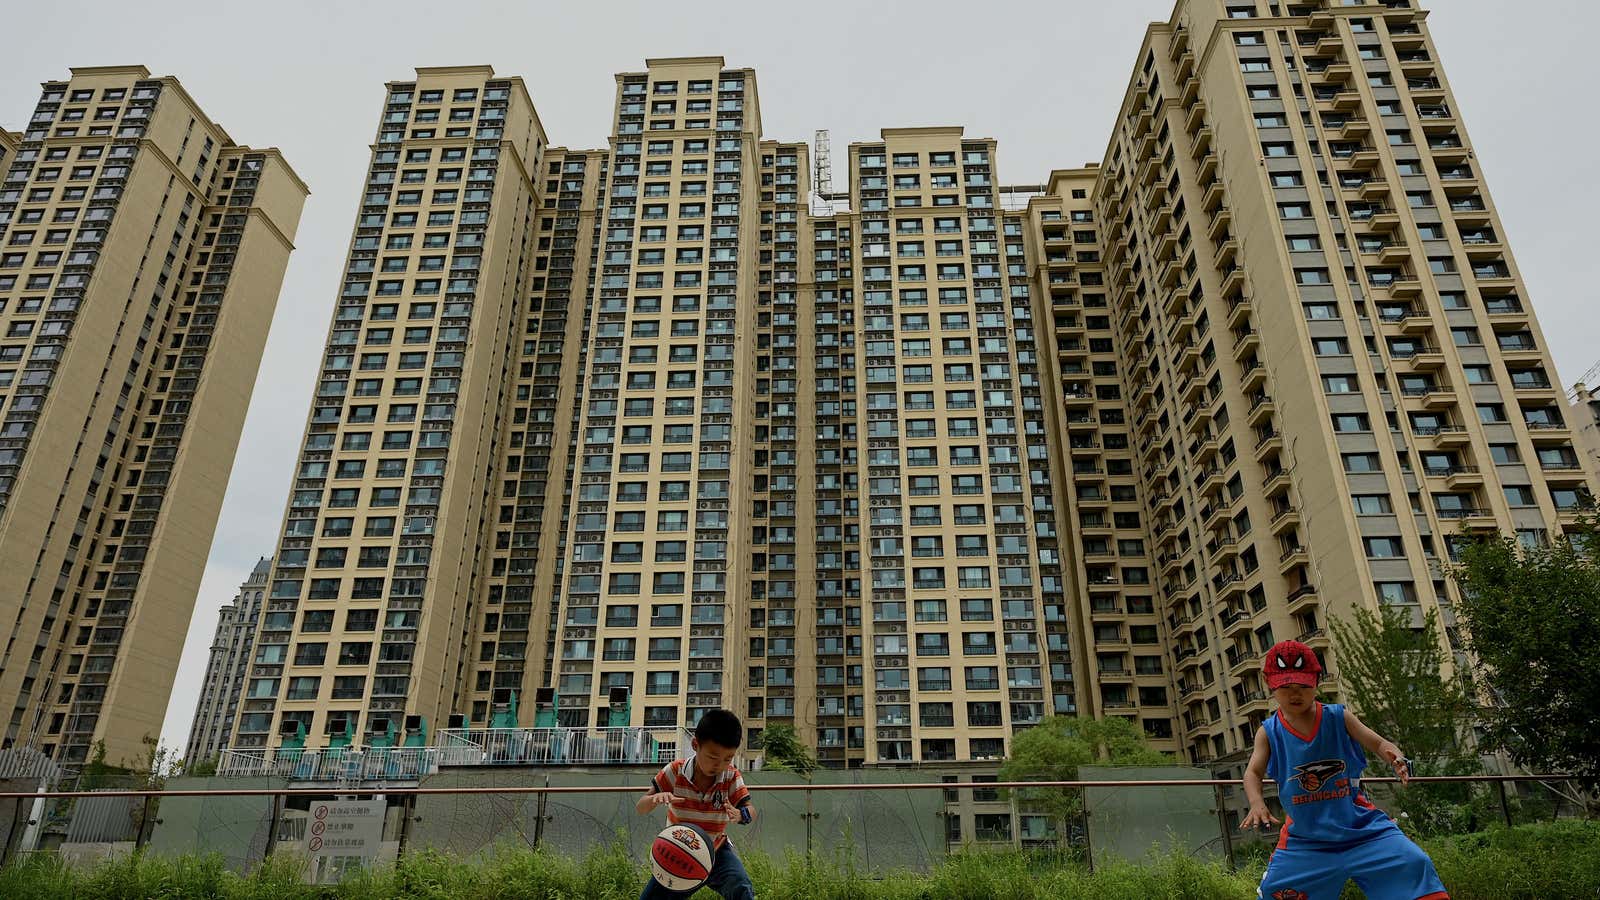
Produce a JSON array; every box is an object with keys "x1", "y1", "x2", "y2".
[
  {"x1": 1271, "y1": 889, "x2": 1310, "y2": 900},
  {"x1": 1292, "y1": 759, "x2": 1346, "y2": 792}
]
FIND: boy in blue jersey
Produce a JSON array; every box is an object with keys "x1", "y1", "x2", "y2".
[{"x1": 1243, "y1": 639, "x2": 1450, "y2": 900}]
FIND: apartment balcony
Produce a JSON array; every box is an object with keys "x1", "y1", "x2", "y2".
[
  {"x1": 1262, "y1": 466, "x2": 1291, "y2": 498},
  {"x1": 1225, "y1": 646, "x2": 1257, "y2": 677},
  {"x1": 1170, "y1": 613, "x2": 1200, "y2": 640},
  {"x1": 1525, "y1": 420, "x2": 1574, "y2": 443},
  {"x1": 1207, "y1": 205, "x2": 1233, "y2": 241},
  {"x1": 1242, "y1": 361, "x2": 1268, "y2": 394},
  {"x1": 1297, "y1": 627, "x2": 1332, "y2": 651},
  {"x1": 1189, "y1": 126, "x2": 1214, "y2": 160},
  {"x1": 1346, "y1": 147, "x2": 1383, "y2": 172},
  {"x1": 1278, "y1": 544, "x2": 1310, "y2": 574},
  {"x1": 1185, "y1": 99, "x2": 1209, "y2": 133},
  {"x1": 1338, "y1": 118, "x2": 1372, "y2": 142},
  {"x1": 1308, "y1": 60, "x2": 1353, "y2": 86},
  {"x1": 1429, "y1": 423, "x2": 1471, "y2": 447},
  {"x1": 1382, "y1": 276, "x2": 1423, "y2": 299},
  {"x1": 1175, "y1": 47, "x2": 1197, "y2": 81},
  {"x1": 1213, "y1": 237, "x2": 1239, "y2": 271},
  {"x1": 1286, "y1": 582, "x2": 1319, "y2": 614},
  {"x1": 1062, "y1": 387, "x2": 1095, "y2": 407},
  {"x1": 1220, "y1": 606, "x2": 1252, "y2": 639},
  {"x1": 1227, "y1": 295, "x2": 1253, "y2": 329},
  {"x1": 1436, "y1": 506, "x2": 1498, "y2": 530},
  {"x1": 1158, "y1": 229, "x2": 1184, "y2": 261},
  {"x1": 1269, "y1": 505, "x2": 1301, "y2": 535},
  {"x1": 1461, "y1": 237, "x2": 1504, "y2": 261},
  {"x1": 1398, "y1": 55, "x2": 1437, "y2": 77},
  {"x1": 1330, "y1": 89, "x2": 1362, "y2": 111},
  {"x1": 1357, "y1": 178, "x2": 1391, "y2": 202},
  {"x1": 1418, "y1": 113, "x2": 1459, "y2": 136},
  {"x1": 1392, "y1": 311, "x2": 1433, "y2": 334},
  {"x1": 1168, "y1": 310, "x2": 1197, "y2": 344},
  {"x1": 1232, "y1": 329, "x2": 1260, "y2": 362},
  {"x1": 1219, "y1": 264, "x2": 1245, "y2": 296},
  {"x1": 1429, "y1": 141, "x2": 1471, "y2": 165},
  {"x1": 1238, "y1": 690, "x2": 1271, "y2": 716},
  {"x1": 1247, "y1": 393, "x2": 1276, "y2": 427}
]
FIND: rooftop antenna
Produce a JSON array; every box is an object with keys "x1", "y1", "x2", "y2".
[{"x1": 812, "y1": 128, "x2": 834, "y2": 215}]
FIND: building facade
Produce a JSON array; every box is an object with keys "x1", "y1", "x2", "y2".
[
  {"x1": 185, "y1": 557, "x2": 271, "y2": 765},
  {"x1": 1567, "y1": 380, "x2": 1600, "y2": 486},
  {"x1": 231, "y1": 0, "x2": 1593, "y2": 772},
  {"x1": 0, "y1": 67, "x2": 305, "y2": 766}
]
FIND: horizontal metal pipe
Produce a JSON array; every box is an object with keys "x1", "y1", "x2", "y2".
[{"x1": 0, "y1": 772, "x2": 1567, "y2": 801}]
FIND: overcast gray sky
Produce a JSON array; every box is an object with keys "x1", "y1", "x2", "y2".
[{"x1": 2, "y1": 0, "x2": 1595, "y2": 757}]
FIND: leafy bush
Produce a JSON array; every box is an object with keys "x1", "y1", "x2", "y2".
[{"x1": 0, "y1": 821, "x2": 1595, "y2": 899}]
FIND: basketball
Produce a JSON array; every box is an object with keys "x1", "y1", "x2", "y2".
[{"x1": 650, "y1": 822, "x2": 714, "y2": 892}]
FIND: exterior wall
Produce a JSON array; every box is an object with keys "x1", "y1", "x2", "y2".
[
  {"x1": 1568, "y1": 383, "x2": 1600, "y2": 487},
  {"x1": 0, "y1": 66, "x2": 304, "y2": 765},
  {"x1": 185, "y1": 557, "x2": 271, "y2": 764}
]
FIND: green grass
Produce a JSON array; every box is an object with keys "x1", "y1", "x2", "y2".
[{"x1": 0, "y1": 821, "x2": 1594, "y2": 898}]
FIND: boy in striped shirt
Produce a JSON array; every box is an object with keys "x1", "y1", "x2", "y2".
[{"x1": 637, "y1": 708, "x2": 757, "y2": 899}]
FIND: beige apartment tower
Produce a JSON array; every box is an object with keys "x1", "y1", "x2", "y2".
[
  {"x1": 0, "y1": 66, "x2": 306, "y2": 766},
  {"x1": 185, "y1": 557, "x2": 271, "y2": 765},
  {"x1": 229, "y1": 0, "x2": 1592, "y2": 776}
]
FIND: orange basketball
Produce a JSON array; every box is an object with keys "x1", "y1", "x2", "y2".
[{"x1": 650, "y1": 822, "x2": 713, "y2": 892}]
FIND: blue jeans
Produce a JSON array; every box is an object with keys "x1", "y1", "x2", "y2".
[{"x1": 640, "y1": 840, "x2": 754, "y2": 900}]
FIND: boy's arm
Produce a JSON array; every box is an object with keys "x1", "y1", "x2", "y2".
[
  {"x1": 729, "y1": 773, "x2": 754, "y2": 823},
  {"x1": 637, "y1": 773, "x2": 675, "y2": 815},
  {"x1": 1241, "y1": 725, "x2": 1277, "y2": 830},
  {"x1": 1343, "y1": 709, "x2": 1409, "y2": 783}
]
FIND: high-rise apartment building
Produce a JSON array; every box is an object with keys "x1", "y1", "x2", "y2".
[
  {"x1": 185, "y1": 556, "x2": 271, "y2": 765},
  {"x1": 0, "y1": 66, "x2": 306, "y2": 766},
  {"x1": 1080, "y1": 0, "x2": 1590, "y2": 771},
  {"x1": 234, "y1": 66, "x2": 551, "y2": 749},
  {"x1": 231, "y1": 0, "x2": 1593, "y2": 773}
]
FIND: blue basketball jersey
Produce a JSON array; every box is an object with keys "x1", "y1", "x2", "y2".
[{"x1": 1263, "y1": 702, "x2": 1397, "y2": 847}]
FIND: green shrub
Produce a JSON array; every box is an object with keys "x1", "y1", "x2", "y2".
[{"x1": 0, "y1": 820, "x2": 1594, "y2": 899}]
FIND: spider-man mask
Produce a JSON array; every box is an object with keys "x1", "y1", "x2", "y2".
[{"x1": 1262, "y1": 640, "x2": 1323, "y2": 690}]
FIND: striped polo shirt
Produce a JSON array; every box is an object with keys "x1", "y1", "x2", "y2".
[{"x1": 650, "y1": 757, "x2": 751, "y2": 847}]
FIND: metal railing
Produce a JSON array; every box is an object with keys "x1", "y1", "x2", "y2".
[
  {"x1": 0, "y1": 773, "x2": 1575, "y2": 874},
  {"x1": 215, "y1": 726, "x2": 691, "y2": 779}
]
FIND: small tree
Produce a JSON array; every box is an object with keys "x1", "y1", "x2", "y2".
[
  {"x1": 75, "y1": 740, "x2": 114, "y2": 792},
  {"x1": 1449, "y1": 519, "x2": 1600, "y2": 790},
  {"x1": 1330, "y1": 603, "x2": 1480, "y2": 833},
  {"x1": 756, "y1": 723, "x2": 817, "y2": 777},
  {"x1": 184, "y1": 756, "x2": 219, "y2": 777},
  {"x1": 997, "y1": 716, "x2": 1173, "y2": 847}
]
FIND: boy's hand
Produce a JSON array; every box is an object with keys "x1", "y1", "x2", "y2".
[
  {"x1": 722, "y1": 801, "x2": 742, "y2": 823},
  {"x1": 645, "y1": 791, "x2": 676, "y2": 809},
  {"x1": 1241, "y1": 803, "x2": 1278, "y2": 831},
  {"x1": 1378, "y1": 742, "x2": 1409, "y2": 783}
]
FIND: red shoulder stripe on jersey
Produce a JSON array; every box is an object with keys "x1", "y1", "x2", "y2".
[{"x1": 1276, "y1": 702, "x2": 1322, "y2": 743}]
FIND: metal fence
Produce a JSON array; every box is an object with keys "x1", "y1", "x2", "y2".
[
  {"x1": 0, "y1": 773, "x2": 1580, "y2": 880},
  {"x1": 217, "y1": 727, "x2": 690, "y2": 779}
]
